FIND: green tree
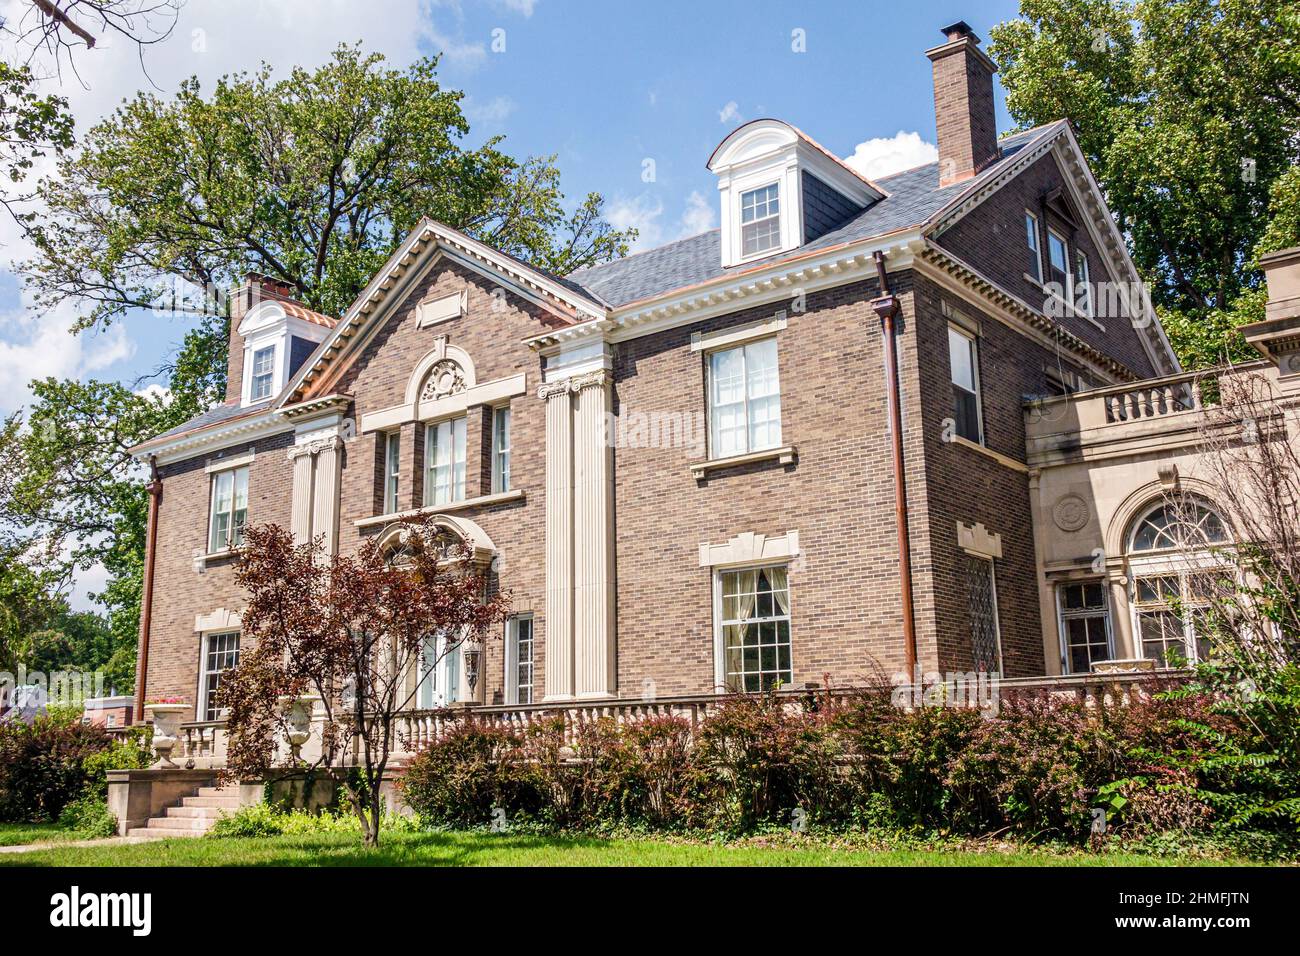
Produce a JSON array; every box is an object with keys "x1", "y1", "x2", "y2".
[
  {"x1": 990, "y1": 0, "x2": 1300, "y2": 367},
  {"x1": 25, "y1": 44, "x2": 633, "y2": 330},
  {"x1": 0, "y1": 60, "x2": 74, "y2": 230}
]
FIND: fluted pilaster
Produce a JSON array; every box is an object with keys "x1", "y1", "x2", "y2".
[
  {"x1": 540, "y1": 380, "x2": 575, "y2": 700},
  {"x1": 572, "y1": 373, "x2": 616, "y2": 698},
  {"x1": 311, "y1": 439, "x2": 342, "y2": 556},
  {"x1": 289, "y1": 447, "x2": 315, "y2": 544}
]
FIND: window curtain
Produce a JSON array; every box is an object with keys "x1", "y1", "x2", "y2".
[{"x1": 766, "y1": 567, "x2": 790, "y2": 615}]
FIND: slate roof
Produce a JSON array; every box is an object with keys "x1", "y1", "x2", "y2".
[
  {"x1": 564, "y1": 125, "x2": 1056, "y2": 308},
  {"x1": 146, "y1": 400, "x2": 264, "y2": 444}
]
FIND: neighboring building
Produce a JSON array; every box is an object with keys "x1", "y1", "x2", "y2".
[
  {"x1": 82, "y1": 696, "x2": 136, "y2": 729},
  {"x1": 131, "y1": 20, "x2": 1278, "y2": 747}
]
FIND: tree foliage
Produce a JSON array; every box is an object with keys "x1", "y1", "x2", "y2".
[
  {"x1": 990, "y1": 0, "x2": 1300, "y2": 367},
  {"x1": 220, "y1": 517, "x2": 509, "y2": 845},
  {"x1": 0, "y1": 60, "x2": 74, "y2": 229},
  {"x1": 24, "y1": 44, "x2": 634, "y2": 329}
]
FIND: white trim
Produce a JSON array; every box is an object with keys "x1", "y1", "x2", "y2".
[
  {"x1": 710, "y1": 562, "x2": 795, "y2": 693},
  {"x1": 353, "y1": 489, "x2": 523, "y2": 528},
  {"x1": 359, "y1": 373, "x2": 526, "y2": 433},
  {"x1": 204, "y1": 447, "x2": 255, "y2": 474},
  {"x1": 947, "y1": 322, "x2": 984, "y2": 445},
  {"x1": 1055, "y1": 581, "x2": 1115, "y2": 675},
  {"x1": 690, "y1": 444, "x2": 796, "y2": 480},
  {"x1": 194, "y1": 607, "x2": 242, "y2": 633},
  {"x1": 690, "y1": 314, "x2": 787, "y2": 353},
  {"x1": 416, "y1": 289, "x2": 467, "y2": 328},
  {"x1": 699, "y1": 529, "x2": 800, "y2": 568}
]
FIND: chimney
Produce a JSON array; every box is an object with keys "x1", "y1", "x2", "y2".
[
  {"x1": 224, "y1": 273, "x2": 302, "y2": 404},
  {"x1": 927, "y1": 20, "x2": 999, "y2": 188}
]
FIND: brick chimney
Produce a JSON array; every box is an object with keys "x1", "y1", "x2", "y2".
[
  {"x1": 926, "y1": 20, "x2": 1000, "y2": 188},
  {"x1": 225, "y1": 273, "x2": 303, "y2": 403}
]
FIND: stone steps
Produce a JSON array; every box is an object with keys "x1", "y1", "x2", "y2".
[{"x1": 125, "y1": 784, "x2": 241, "y2": 840}]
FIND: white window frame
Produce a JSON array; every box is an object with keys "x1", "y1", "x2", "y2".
[
  {"x1": 423, "y1": 416, "x2": 467, "y2": 506},
  {"x1": 505, "y1": 614, "x2": 534, "y2": 705},
  {"x1": 491, "y1": 405, "x2": 511, "y2": 494},
  {"x1": 712, "y1": 563, "x2": 794, "y2": 693},
  {"x1": 383, "y1": 431, "x2": 401, "y2": 514},
  {"x1": 947, "y1": 324, "x2": 984, "y2": 445},
  {"x1": 737, "y1": 181, "x2": 782, "y2": 261},
  {"x1": 706, "y1": 336, "x2": 782, "y2": 459},
  {"x1": 197, "y1": 630, "x2": 240, "y2": 722},
  {"x1": 207, "y1": 465, "x2": 249, "y2": 554},
  {"x1": 1073, "y1": 249, "x2": 1093, "y2": 318},
  {"x1": 1046, "y1": 226, "x2": 1069, "y2": 288},
  {"x1": 1025, "y1": 210, "x2": 1042, "y2": 282},
  {"x1": 248, "y1": 345, "x2": 276, "y2": 402},
  {"x1": 417, "y1": 632, "x2": 462, "y2": 709},
  {"x1": 1056, "y1": 581, "x2": 1114, "y2": 674}
]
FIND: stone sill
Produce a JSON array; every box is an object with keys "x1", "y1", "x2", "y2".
[
  {"x1": 690, "y1": 445, "x2": 796, "y2": 480},
  {"x1": 950, "y1": 435, "x2": 1029, "y2": 473},
  {"x1": 199, "y1": 548, "x2": 238, "y2": 568},
  {"x1": 354, "y1": 488, "x2": 524, "y2": 528}
]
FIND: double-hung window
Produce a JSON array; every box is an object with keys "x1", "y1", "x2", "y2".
[
  {"x1": 491, "y1": 406, "x2": 511, "y2": 494},
  {"x1": 1025, "y1": 211, "x2": 1042, "y2": 282},
  {"x1": 506, "y1": 615, "x2": 534, "y2": 704},
  {"x1": 718, "y1": 566, "x2": 792, "y2": 692},
  {"x1": 948, "y1": 325, "x2": 983, "y2": 444},
  {"x1": 424, "y1": 417, "x2": 467, "y2": 506},
  {"x1": 739, "y1": 183, "x2": 781, "y2": 258},
  {"x1": 208, "y1": 466, "x2": 249, "y2": 553},
  {"x1": 383, "y1": 432, "x2": 401, "y2": 514},
  {"x1": 249, "y1": 346, "x2": 276, "y2": 401},
  {"x1": 200, "y1": 631, "x2": 240, "y2": 721},
  {"x1": 1074, "y1": 250, "x2": 1093, "y2": 317},
  {"x1": 1058, "y1": 581, "x2": 1112, "y2": 673},
  {"x1": 1047, "y1": 228, "x2": 1069, "y2": 289},
  {"x1": 417, "y1": 632, "x2": 461, "y2": 708},
  {"x1": 708, "y1": 338, "x2": 781, "y2": 459}
]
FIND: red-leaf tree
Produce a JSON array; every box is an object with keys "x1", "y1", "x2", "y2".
[{"x1": 218, "y1": 515, "x2": 509, "y2": 845}]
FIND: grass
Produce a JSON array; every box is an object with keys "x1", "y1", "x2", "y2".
[
  {"x1": 0, "y1": 822, "x2": 81, "y2": 848},
  {"x1": 0, "y1": 829, "x2": 1264, "y2": 867}
]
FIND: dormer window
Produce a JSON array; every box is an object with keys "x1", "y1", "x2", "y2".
[
  {"x1": 249, "y1": 346, "x2": 276, "y2": 402},
  {"x1": 740, "y1": 183, "x2": 781, "y2": 257},
  {"x1": 708, "y1": 119, "x2": 883, "y2": 269}
]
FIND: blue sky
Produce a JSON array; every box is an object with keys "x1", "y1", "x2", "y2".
[{"x1": 0, "y1": 0, "x2": 1022, "y2": 606}]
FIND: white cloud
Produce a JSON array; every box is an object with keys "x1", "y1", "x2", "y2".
[
  {"x1": 606, "y1": 191, "x2": 717, "y2": 252},
  {"x1": 464, "y1": 94, "x2": 516, "y2": 126},
  {"x1": 0, "y1": 303, "x2": 134, "y2": 412},
  {"x1": 134, "y1": 383, "x2": 173, "y2": 404},
  {"x1": 843, "y1": 130, "x2": 939, "y2": 180},
  {"x1": 500, "y1": 0, "x2": 539, "y2": 15},
  {"x1": 718, "y1": 100, "x2": 742, "y2": 124}
]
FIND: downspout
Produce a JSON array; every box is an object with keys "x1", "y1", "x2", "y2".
[
  {"x1": 871, "y1": 252, "x2": 918, "y2": 675},
  {"x1": 134, "y1": 455, "x2": 162, "y2": 722}
]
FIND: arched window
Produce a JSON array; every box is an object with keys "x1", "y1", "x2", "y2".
[
  {"x1": 1126, "y1": 497, "x2": 1230, "y2": 667},
  {"x1": 1129, "y1": 499, "x2": 1228, "y2": 552}
]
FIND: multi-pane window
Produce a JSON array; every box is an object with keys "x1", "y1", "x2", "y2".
[
  {"x1": 1132, "y1": 575, "x2": 1212, "y2": 666},
  {"x1": 740, "y1": 183, "x2": 781, "y2": 257},
  {"x1": 1130, "y1": 501, "x2": 1228, "y2": 552},
  {"x1": 719, "y1": 566, "x2": 792, "y2": 692},
  {"x1": 1025, "y1": 211, "x2": 1041, "y2": 282},
  {"x1": 966, "y1": 554, "x2": 1002, "y2": 674},
  {"x1": 492, "y1": 406, "x2": 511, "y2": 494},
  {"x1": 708, "y1": 338, "x2": 781, "y2": 458},
  {"x1": 507, "y1": 615, "x2": 534, "y2": 705},
  {"x1": 948, "y1": 325, "x2": 982, "y2": 443},
  {"x1": 1074, "y1": 250, "x2": 1092, "y2": 317},
  {"x1": 383, "y1": 432, "x2": 401, "y2": 514},
  {"x1": 201, "y1": 631, "x2": 240, "y2": 721},
  {"x1": 424, "y1": 417, "x2": 467, "y2": 506},
  {"x1": 208, "y1": 466, "x2": 249, "y2": 553},
  {"x1": 1059, "y1": 581, "x2": 1112, "y2": 674},
  {"x1": 1047, "y1": 228, "x2": 1069, "y2": 288},
  {"x1": 249, "y1": 346, "x2": 276, "y2": 401}
]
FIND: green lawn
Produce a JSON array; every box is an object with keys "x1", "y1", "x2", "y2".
[
  {"x1": 0, "y1": 830, "x2": 1261, "y2": 866},
  {"x1": 0, "y1": 822, "x2": 80, "y2": 847}
]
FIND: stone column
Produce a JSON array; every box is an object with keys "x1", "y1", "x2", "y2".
[
  {"x1": 540, "y1": 380, "x2": 575, "y2": 700},
  {"x1": 288, "y1": 446, "x2": 315, "y2": 544},
  {"x1": 311, "y1": 437, "x2": 343, "y2": 556},
  {"x1": 572, "y1": 372, "x2": 616, "y2": 698}
]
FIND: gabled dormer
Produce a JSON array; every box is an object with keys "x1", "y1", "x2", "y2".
[
  {"x1": 707, "y1": 119, "x2": 885, "y2": 268},
  {"x1": 228, "y1": 275, "x2": 335, "y2": 408}
]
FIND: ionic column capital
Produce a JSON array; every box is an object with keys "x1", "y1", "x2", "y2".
[
  {"x1": 537, "y1": 370, "x2": 609, "y2": 401},
  {"x1": 286, "y1": 435, "x2": 344, "y2": 461}
]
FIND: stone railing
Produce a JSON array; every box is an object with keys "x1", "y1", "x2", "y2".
[
  {"x1": 1100, "y1": 375, "x2": 1202, "y2": 423},
  {"x1": 1025, "y1": 370, "x2": 1218, "y2": 449},
  {"x1": 179, "y1": 719, "x2": 228, "y2": 767}
]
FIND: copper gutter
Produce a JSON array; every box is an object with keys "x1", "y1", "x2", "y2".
[
  {"x1": 871, "y1": 251, "x2": 918, "y2": 673},
  {"x1": 134, "y1": 456, "x2": 162, "y2": 722}
]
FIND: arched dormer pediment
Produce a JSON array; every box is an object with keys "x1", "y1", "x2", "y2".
[
  {"x1": 376, "y1": 513, "x2": 496, "y2": 567},
  {"x1": 405, "y1": 341, "x2": 478, "y2": 416}
]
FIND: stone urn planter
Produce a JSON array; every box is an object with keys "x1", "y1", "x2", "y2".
[
  {"x1": 144, "y1": 703, "x2": 189, "y2": 768},
  {"x1": 278, "y1": 694, "x2": 321, "y2": 763}
]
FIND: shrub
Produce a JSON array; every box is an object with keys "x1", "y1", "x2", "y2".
[
  {"x1": 398, "y1": 721, "x2": 541, "y2": 828},
  {"x1": 57, "y1": 794, "x2": 118, "y2": 839},
  {"x1": 211, "y1": 802, "x2": 421, "y2": 837},
  {"x1": 0, "y1": 716, "x2": 113, "y2": 822}
]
